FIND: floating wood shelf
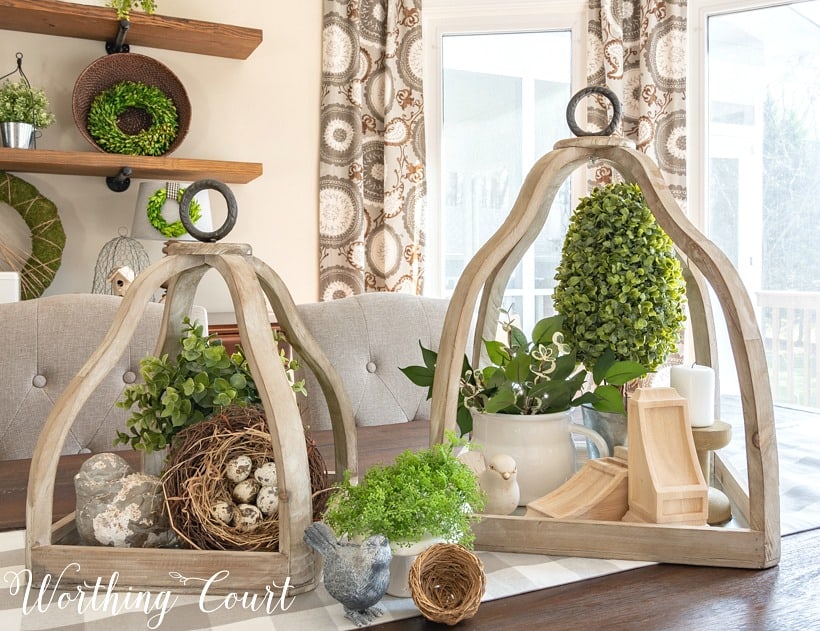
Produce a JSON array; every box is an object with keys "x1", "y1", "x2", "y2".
[
  {"x1": 0, "y1": 0, "x2": 263, "y2": 59},
  {"x1": 0, "y1": 148, "x2": 263, "y2": 184}
]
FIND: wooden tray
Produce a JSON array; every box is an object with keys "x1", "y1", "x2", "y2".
[
  {"x1": 429, "y1": 135, "x2": 779, "y2": 569},
  {"x1": 26, "y1": 242, "x2": 358, "y2": 594}
]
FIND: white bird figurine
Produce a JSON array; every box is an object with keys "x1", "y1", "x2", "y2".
[{"x1": 478, "y1": 453, "x2": 520, "y2": 515}]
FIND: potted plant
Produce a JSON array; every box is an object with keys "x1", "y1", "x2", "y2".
[
  {"x1": 0, "y1": 78, "x2": 56, "y2": 148},
  {"x1": 107, "y1": 0, "x2": 157, "y2": 21},
  {"x1": 552, "y1": 181, "x2": 687, "y2": 455},
  {"x1": 115, "y1": 317, "x2": 305, "y2": 471},
  {"x1": 401, "y1": 311, "x2": 647, "y2": 504},
  {"x1": 321, "y1": 433, "x2": 485, "y2": 596}
]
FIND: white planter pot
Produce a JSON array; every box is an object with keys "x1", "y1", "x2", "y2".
[
  {"x1": 386, "y1": 536, "x2": 444, "y2": 597},
  {"x1": 471, "y1": 410, "x2": 608, "y2": 505}
]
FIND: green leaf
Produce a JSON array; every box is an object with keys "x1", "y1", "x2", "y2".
[
  {"x1": 484, "y1": 386, "x2": 517, "y2": 413},
  {"x1": 399, "y1": 365, "x2": 434, "y2": 388},
  {"x1": 603, "y1": 360, "x2": 647, "y2": 386},
  {"x1": 590, "y1": 384, "x2": 626, "y2": 414},
  {"x1": 504, "y1": 351, "x2": 533, "y2": 384},
  {"x1": 531, "y1": 315, "x2": 564, "y2": 345},
  {"x1": 420, "y1": 342, "x2": 438, "y2": 370},
  {"x1": 484, "y1": 339, "x2": 510, "y2": 366}
]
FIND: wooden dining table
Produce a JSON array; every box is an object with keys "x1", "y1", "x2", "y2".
[{"x1": 2, "y1": 421, "x2": 817, "y2": 630}]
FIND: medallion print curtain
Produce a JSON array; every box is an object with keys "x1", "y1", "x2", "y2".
[
  {"x1": 586, "y1": 0, "x2": 687, "y2": 203},
  {"x1": 319, "y1": 0, "x2": 426, "y2": 300}
]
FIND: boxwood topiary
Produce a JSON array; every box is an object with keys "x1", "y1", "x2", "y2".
[{"x1": 552, "y1": 182, "x2": 686, "y2": 372}]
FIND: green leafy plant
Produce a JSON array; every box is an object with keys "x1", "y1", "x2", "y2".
[
  {"x1": 553, "y1": 182, "x2": 687, "y2": 373},
  {"x1": 0, "y1": 78, "x2": 55, "y2": 128},
  {"x1": 107, "y1": 0, "x2": 157, "y2": 21},
  {"x1": 401, "y1": 311, "x2": 647, "y2": 435},
  {"x1": 322, "y1": 433, "x2": 485, "y2": 548},
  {"x1": 115, "y1": 318, "x2": 306, "y2": 452}
]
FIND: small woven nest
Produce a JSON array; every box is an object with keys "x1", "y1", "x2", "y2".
[
  {"x1": 409, "y1": 543, "x2": 486, "y2": 626},
  {"x1": 72, "y1": 52, "x2": 191, "y2": 155},
  {"x1": 162, "y1": 405, "x2": 329, "y2": 551}
]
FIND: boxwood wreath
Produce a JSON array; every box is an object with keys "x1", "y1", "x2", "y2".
[
  {"x1": 552, "y1": 182, "x2": 686, "y2": 373},
  {"x1": 0, "y1": 171, "x2": 65, "y2": 300},
  {"x1": 146, "y1": 185, "x2": 202, "y2": 238},
  {"x1": 86, "y1": 80, "x2": 179, "y2": 156}
]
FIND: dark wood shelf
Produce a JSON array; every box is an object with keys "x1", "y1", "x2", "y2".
[
  {"x1": 0, "y1": 148, "x2": 262, "y2": 184},
  {"x1": 0, "y1": 0, "x2": 263, "y2": 59}
]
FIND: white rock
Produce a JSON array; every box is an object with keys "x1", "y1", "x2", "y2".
[
  {"x1": 225, "y1": 455, "x2": 254, "y2": 483},
  {"x1": 256, "y1": 485, "x2": 279, "y2": 516},
  {"x1": 235, "y1": 503, "x2": 263, "y2": 532},
  {"x1": 254, "y1": 461, "x2": 278, "y2": 486},
  {"x1": 232, "y1": 478, "x2": 261, "y2": 504}
]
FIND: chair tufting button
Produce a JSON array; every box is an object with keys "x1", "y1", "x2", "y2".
[
  {"x1": 32, "y1": 375, "x2": 47, "y2": 388},
  {"x1": 123, "y1": 371, "x2": 137, "y2": 384},
  {"x1": 366, "y1": 361, "x2": 377, "y2": 373}
]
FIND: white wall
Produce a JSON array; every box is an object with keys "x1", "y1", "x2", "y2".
[{"x1": 0, "y1": 1, "x2": 322, "y2": 320}]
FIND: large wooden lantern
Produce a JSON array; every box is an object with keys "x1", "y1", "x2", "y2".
[
  {"x1": 25, "y1": 181, "x2": 358, "y2": 594},
  {"x1": 430, "y1": 89, "x2": 780, "y2": 569}
]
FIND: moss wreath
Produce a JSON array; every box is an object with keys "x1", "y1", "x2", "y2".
[
  {"x1": 86, "y1": 80, "x2": 179, "y2": 156},
  {"x1": 0, "y1": 171, "x2": 66, "y2": 300},
  {"x1": 146, "y1": 186, "x2": 202, "y2": 238}
]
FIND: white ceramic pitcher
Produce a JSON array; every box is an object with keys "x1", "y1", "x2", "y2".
[{"x1": 471, "y1": 410, "x2": 609, "y2": 505}]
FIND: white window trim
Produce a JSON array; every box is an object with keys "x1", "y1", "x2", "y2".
[
  {"x1": 422, "y1": 0, "x2": 586, "y2": 298},
  {"x1": 687, "y1": 0, "x2": 799, "y2": 231}
]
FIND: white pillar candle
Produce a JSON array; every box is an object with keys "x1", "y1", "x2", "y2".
[{"x1": 670, "y1": 364, "x2": 715, "y2": 427}]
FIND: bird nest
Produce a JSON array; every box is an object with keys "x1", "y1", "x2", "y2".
[
  {"x1": 408, "y1": 543, "x2": 486, "y2": 626},
  {"x1": 162, "y1": 405, "x2": 329, "y2": 551}
]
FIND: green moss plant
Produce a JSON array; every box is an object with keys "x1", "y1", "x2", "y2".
[{"x1": 107, "y1": 0, "x2": 157, "y2": 21}]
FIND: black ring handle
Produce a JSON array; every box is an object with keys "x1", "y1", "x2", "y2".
[
  {"x1": 179, "y1": 179, "x2": 238, "y2": 242},
  {"x1": 566, "y1": 86, "x2": 622, "y2": 137}
]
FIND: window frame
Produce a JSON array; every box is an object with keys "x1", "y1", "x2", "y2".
[{"x1": 422, "y1": 0, "x2": 586, "y2": 298}]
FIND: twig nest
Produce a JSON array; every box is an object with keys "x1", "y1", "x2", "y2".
[
  {"x1": 162, "y1": 405, "x2": 329, "y2": 551},
  {"x1": 254, "y1": 461, "x2": 278, "y2": 486},
  {"x1": 256, "y1": 485, "x2": 279, "y2": 516},
  {"x1": 225, "y1": 455, "x2": 253, "y2": 483},
  {"x1": 232, "y1": 478, "x2": 261, "y2": 504},
  {"x1": 409, "y1": 543, "x2": 486, "y2": 626}
]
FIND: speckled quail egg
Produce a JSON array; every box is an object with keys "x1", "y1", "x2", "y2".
[
  {"x1": 210, "y1": 501, "x2": 236, "y2": 525},
  {"x1": 225, "y1": 455, "x2": 254, "y2": 483},
  {"x1": 256, "y1": 485, "x2": 279, "y2": 516},
  {"x1": 232, "y1": 478, "x2": 261, "y2": 504},
  {"x1": 235, "y1": 504, "x2": 263, "y2": 533},
  {"x1": 254, "y1": 461, "x2": 278, "y2": 486}
]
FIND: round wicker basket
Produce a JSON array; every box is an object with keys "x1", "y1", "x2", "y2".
[
  {"x1": 72, "y1": 52, "x2": 191, "y2": 155},
  {"x1": 162, "y1": 405, "x2": 329, "y2": 552},
  {"x1": 408, "y1": 543, "x2": 486, "y2": 625}
]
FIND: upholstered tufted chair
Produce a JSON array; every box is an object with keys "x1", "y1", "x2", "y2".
[
  {"x1": 295, "y1": 293, "x2": 450, "y2": 431},
  {"x1": 0, "y1": 293, "x2": 207, "y2": 460}
]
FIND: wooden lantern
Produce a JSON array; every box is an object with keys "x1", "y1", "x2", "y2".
[
  {"x1": 25, "y1": 241, "x2": 358, "y2": 594},
  {"x1": 429, "y1": 133, "x2": 779, "y2": 569}
]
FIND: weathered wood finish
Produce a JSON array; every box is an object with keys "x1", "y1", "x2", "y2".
[
  {"x1": 429, "y1": 135, "x2": 779, "y2": 568},
  {"x1": 0, "y1": 0, "x2": 263, "y2": 59},
  {"x1": 25, "y1": 243, "x2": 356, "y2": 593}
]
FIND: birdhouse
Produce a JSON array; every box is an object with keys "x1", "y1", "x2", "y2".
[{"x1": 106, "y1": 266, "x2": 135, "y2": 296}]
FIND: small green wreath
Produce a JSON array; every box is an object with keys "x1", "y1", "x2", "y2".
[
  {"x1": 86, "y1": 80, "x2": 179, "y2": 156},
  {"x1": 146, "y1": 186, "x2": 202, "y2": 238}
]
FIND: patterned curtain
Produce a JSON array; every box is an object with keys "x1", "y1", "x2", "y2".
[
  {"x1": 318, "y1": 0, "x2": 426, "y2": 300},
  {"x1": 586, "y1": 0, "x2": 687, "y2": 204}
]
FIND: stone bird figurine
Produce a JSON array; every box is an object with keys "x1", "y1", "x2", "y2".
[
  {"x1": 478, "y1": 453, "x2": 520, "y2": 515},
  {"x1": 303, "y1": 522, "x2": 392, "y2": 627}
]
